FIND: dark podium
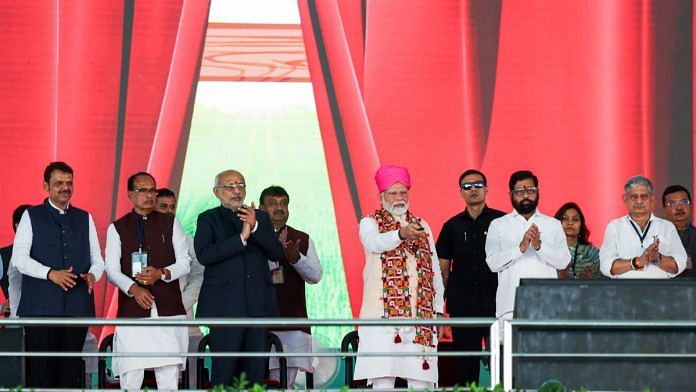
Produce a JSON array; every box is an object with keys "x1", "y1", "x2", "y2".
[
  {"x1": 0, "y1": 327, "x2": 23, "y2": 387},
  {"x1": 513, "y1": 279, "x2": 696, "y2": 391}
]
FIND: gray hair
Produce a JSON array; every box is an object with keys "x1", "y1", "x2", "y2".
[
  {"x1": 624, "y1": 175, "x2": 653, "y2": 196},
  {"x1": 214, "y1": 169, "x2": 244, "y2": 188}
]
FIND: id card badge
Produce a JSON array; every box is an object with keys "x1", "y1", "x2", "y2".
[
  {"x1": 131, "y1": 251, "x2": 148, "y2": 277},
  {"x1": 271, "y1": 267, "x2": 285, "y2": 284}
]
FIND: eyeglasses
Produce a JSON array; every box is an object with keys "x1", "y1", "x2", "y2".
[
  {"x1": 265, "y1": 199, "x2": 289, "y2": 207},
  {"x1": 385, "y1": 190, "x2": 408, "y2": 198},
  {"x1": 627, "y1": 193, "x2": 651, "y2": 202},
  {"x1": 132, "y1": 188, "x2": 158, "y2": 195},
  {"x1": 511, "y1": 187, "x2": 538, "y2": 196},
  {"x1": 665, "y1": 199, "x2": 690, "y2": 208},
  {"x1": 217, "y1": 183, "x2": 247, "y2": 191},
  {"x1": 461, "y1": 181, "x2": 485, "y2": 191}
]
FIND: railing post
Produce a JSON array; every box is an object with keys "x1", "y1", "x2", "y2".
[
  {"x1": 489, "y1": 321, "x2": 500, "y2": 389},
  {"x1": 503, "y1": 320, "x2": 513, "y2": 391}
]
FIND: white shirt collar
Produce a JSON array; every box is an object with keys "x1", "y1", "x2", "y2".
[
  {"x1": 47, "y1": 198, "x2": 69, "y2": 215},
  {"x1": 627, "y1": 213, "x2": 655, "y2": 226},
  {"x1": 511, "y1": 208, "x2": 541, "y2": 220}
]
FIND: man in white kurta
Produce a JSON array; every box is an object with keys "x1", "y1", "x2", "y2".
[
  {"x1": 155, "y1": 187, "x2": 205, "y2": 387},
  {"x1": 599, "y1": 175, "x2": 686, "y2": 278},
  {"x1": 485, "y1": 171, "x2": 570, "y2": 332},
  {"x1": 354, "y1": 165, "x2": 445, "y2": 389},
  {"x1": 105, "y1": 173, "x2": 191, "y2": 390}
]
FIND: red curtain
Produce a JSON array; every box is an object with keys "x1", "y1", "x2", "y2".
[
  {"x1": 300, "y1": 0, "x2": 693, "y2": 316},
  {"x1": 0, "y1": 0, "x2": 210, "y2": 335}
]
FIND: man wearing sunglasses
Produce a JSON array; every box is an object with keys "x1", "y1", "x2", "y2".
[
  {"x1": 662, "y1": 185, "x2": 696, "y2": 278},
  {"x1": 485, "y1": 170, "x2": 570, "y2": 335},
  {"x1": 436, "y1": 169, "x2": 504, "y2": 386},
  {"x1": 598, "y1": 176, "x2": 686, "y2": 278}
]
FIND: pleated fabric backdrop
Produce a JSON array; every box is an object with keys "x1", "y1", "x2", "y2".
[{"x1": 299, "y1": 0, "x2": 694, "y2": 315}]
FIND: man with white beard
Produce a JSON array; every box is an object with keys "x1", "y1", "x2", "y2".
[{"x1": 353, "y1": 164, "x2": 445, "y2": 389}]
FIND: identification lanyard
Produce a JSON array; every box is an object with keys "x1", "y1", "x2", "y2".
[
  {"x1": 628, "y1": 219, "x2": 652, "y2": 248},
  {"x1": 132, "y1": 211, "x2": 146, "y2": 250}
]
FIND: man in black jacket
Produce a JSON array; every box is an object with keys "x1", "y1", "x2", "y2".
[
  {"x1": 436, "y1": 169, "x2": 505, "y2": 386},
  {"x1": 195, "y1": 170, "x2": 284, "y2": 386}
]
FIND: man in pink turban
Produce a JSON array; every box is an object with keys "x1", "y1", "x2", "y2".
[{"x1": 353, "y1": 164, "x2": 445, "y2": 389}]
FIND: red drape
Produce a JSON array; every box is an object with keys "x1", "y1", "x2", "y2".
[
  {"x1": 301, "y1": 0, "x2": 693, "y2": 316},
  {"x1": 0, "y1": 1, "x2": 210, "y2": 338}
]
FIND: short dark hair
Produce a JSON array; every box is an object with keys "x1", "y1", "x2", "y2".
[
  {"x1": 127, "y1": 172, "x2": 156, "y2": 191},
  {"x1": 662, "y1": 184, "x2": 692, "y2": 207},
  {"x1": 554, "y1": 202, "x2": 592, "y2": 245},
  {"x1": 259, "y1": 185, "x2": 289, "y2": 206},
  {"x1": 508, "y1": 170, "x2": 538, "y2": 191},
  {"x1": 12, "y1": 204, "x2": 32, "y2": 233},
  {"x1": 156, "y1": 188, "x2": 176, "y2": 199},
  {"x1": 458, "y1": 169, "x2": 487, "y2": 187},
  {"x1": 43, "y1": 161, "x2": 73, "y2": 184}
]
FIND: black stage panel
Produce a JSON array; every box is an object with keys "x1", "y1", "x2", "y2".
[
  {"x1": 0, "y1": 327, "x2": 23, "y2": 388},
  {"x1": 514, "y1": 279, "x2": 696, "y2": 391}
]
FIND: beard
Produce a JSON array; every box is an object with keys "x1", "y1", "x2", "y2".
[
  {"x1": 224, "y1": 197, "x2": 244, "y2": 212},
  {"x1": 383, "y1": 199, "x2": 409, "y2": 217},
  {"x1": 512, "y1": 196, "x2": 539, "y2": 215}
]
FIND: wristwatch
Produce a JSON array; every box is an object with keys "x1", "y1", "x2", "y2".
[{"x1": 630, "y1": 257, "x2": 639, "y2": 270}]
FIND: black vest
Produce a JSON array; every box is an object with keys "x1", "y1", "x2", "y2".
[
  {"x1": 113, "y1": 210, "x2": 185, "y2": 318},
  {"x1": 18, "y1": 200, "x2": 94, "y2": 317},
  {"x1": 272, "y1": 225, "x2": 311, "y2": 333}
]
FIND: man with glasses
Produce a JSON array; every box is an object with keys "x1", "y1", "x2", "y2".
[
  {"x1": 662, "y1": 185, "x2": 696, "y2": 278},
  {"x1": 353, "y1": 164, "x2": 445, "y2": 390},
  {"x1": 485, "y1": 170, "x2": 570, "y2": 333},
  {"x1": 194, "y1": 170, "x2": 284, "y2": 386},
  {"x1": 599, "y1": 176, "x2": 686, "y2": 278},
  {"x1": 12, "y1": 161, "x2": 104, "y2": 388},
  {"x1": 105, "y1": 172, "x2": 191, "y2": 390},
  {"x1": 436, "y1": 169, "x2": 504, "y2": 386}
]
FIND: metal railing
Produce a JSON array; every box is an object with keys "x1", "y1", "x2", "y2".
[
  {"x1": 0, "y1": 317, "x2": 500, "y2": 389},
  {"x1": 501, "y1": 319, "x2": 696, "y2": 391}
]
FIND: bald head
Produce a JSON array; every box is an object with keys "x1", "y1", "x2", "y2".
[
  {"x1": 213, "y1": 170, "x2": 247, "y2": 211},
  {"x1": 214, "y1": 170, "x2": 245, "y2": 188}
]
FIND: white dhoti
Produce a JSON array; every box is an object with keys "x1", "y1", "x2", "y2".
[
  {"x1": 353, "y1": 325, "x2": 438, "y2": 384},
  {"x1": 112, "y1": 304, "x2": 188, "y2": 376},
  {"x1": 269, "y1": 330, "x2": 313, "y2": 372}
]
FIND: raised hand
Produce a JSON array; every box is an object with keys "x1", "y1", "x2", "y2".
[
  {"x1": 237, "y1": 202, "x2": 257, "y2": 230},
  {"x1": 399, "y1": 221, "x2": 426, "y2": 241},
  {"x1": 529, "y1": 224, "x2": 541, "y2": 250}
]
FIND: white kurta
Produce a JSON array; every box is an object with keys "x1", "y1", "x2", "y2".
[
  {"x1": 485, "y1": 209, "x2": 570, "y2": 322},
  {"x1": 179, "y1": 235, "x2": 204, "y2": 337},
  {"x1": 269, "y1": 236, "x2": 323, "y2": 372},
  {"x1": 353, "y1": 213, "x2": 445, "y2": 384},
  {"x1": 105, "y1": 217, "x2": 191, "y2": 375},
  {"x1": 599, "y1": 214, "x2": 687, "y2": 278}
]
